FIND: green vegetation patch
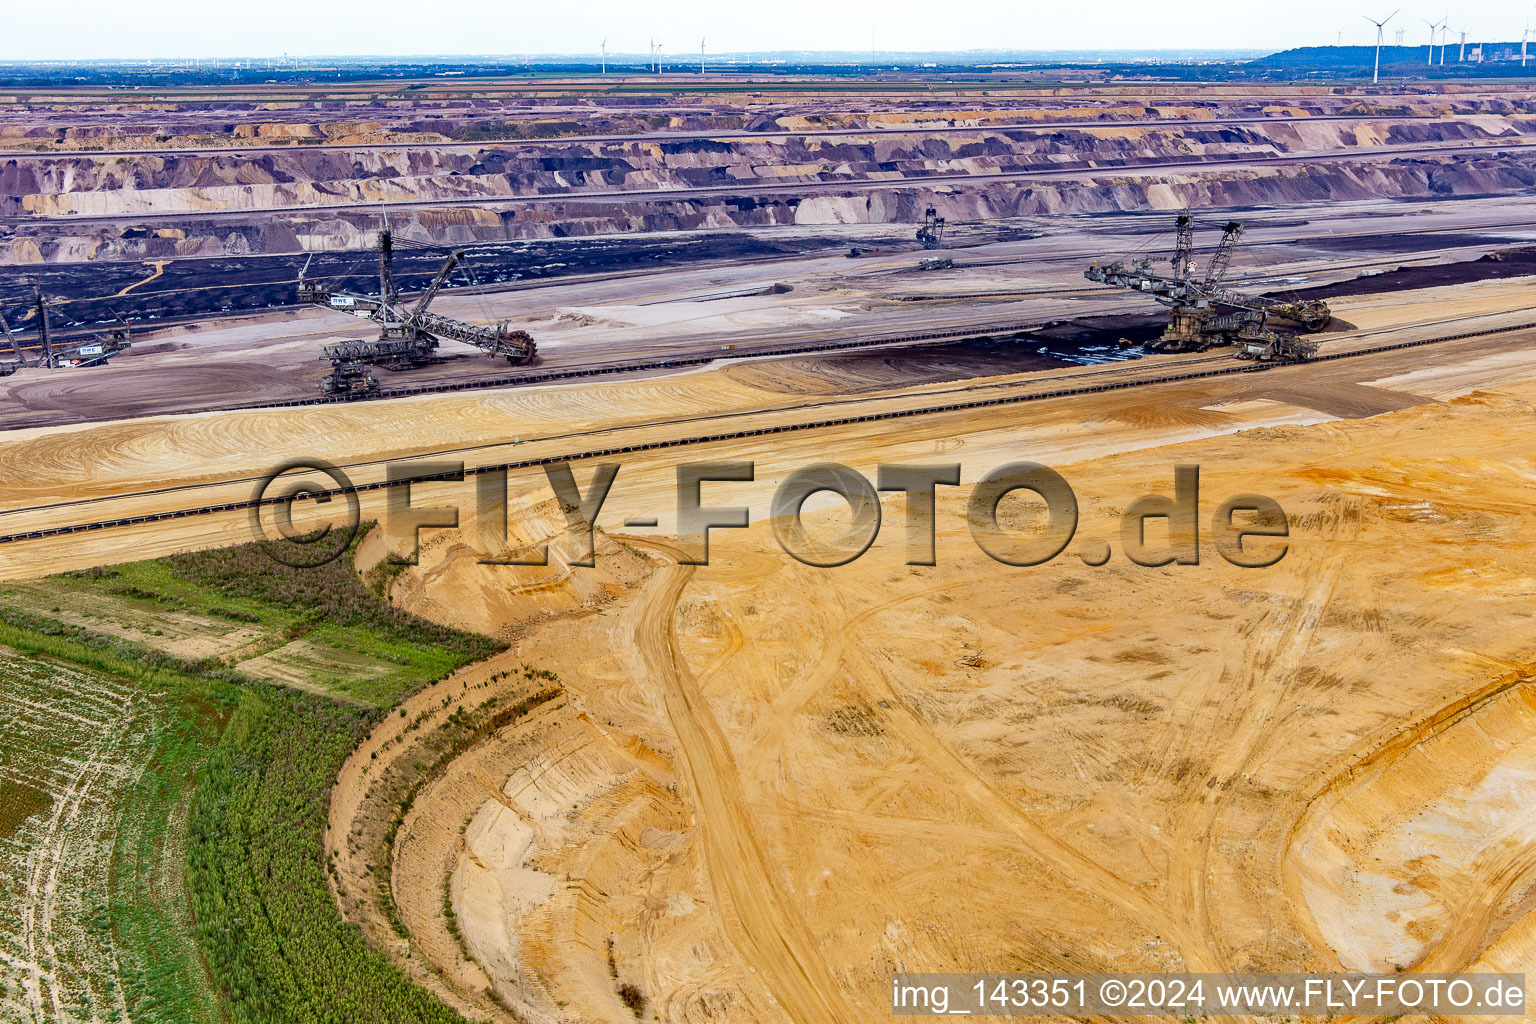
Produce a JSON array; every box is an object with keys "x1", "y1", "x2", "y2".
[
  {"x1": 0, "y1": 530, "x2": 501, "y2": 708},
  {"x1": 0, "y1": 534, "x2": 510, "y2": 1023},
  {"x1": 108, "y1": 685, "x2": 231, "y2": 1022},
  {"x1": 188, "y1": 687, "x2": 463, "y2": 1024},
  {"x1": 456, "y1": 118, "x2": 583, "y2": 141}
]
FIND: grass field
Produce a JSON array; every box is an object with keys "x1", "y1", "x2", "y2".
[
  {"x1": 188, "y1": 687, "x2": 468, "y2": 1024},
  {"x1": 0, "y1": 527, "x2": 497, "y2": 708},
  {"x1": 0, "y1": 533, "x2": 505, "y2": 1023}
]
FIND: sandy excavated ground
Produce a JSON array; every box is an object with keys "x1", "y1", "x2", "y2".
[{"x1": 314, "y1": 343, "x2": 1536, "y2": 1020}]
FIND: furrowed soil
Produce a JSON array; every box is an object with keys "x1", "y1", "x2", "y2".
[{"x1": 0, "y1": 648, "x2": 218, "y2": 1024}]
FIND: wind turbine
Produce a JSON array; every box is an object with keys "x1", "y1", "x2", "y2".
[
  {"x1": 1439, "y1": 15, "x2": 1448, "y2": 64},
  {"x1": 1337, "y1": 28, "x2": 1344, "y2": 45},
  {"x1": 1363, "y1": 10, "x2": 1397, "y2": 84},
  {"x1": 649, "y1": 38, "x2": 655, "y2": 73},
  {"x1": 700, "y1": 37, "x2": 706, "y2": 75},
  {"x1": 1394, "y1": 26, "x2": 1406, "y2": 45},
  {"x1": 1523, "y1": 21, "x2": 1530, "y2": 68},
  {"x1": 1456, "y1": 27, "x2": 1468, "y2": 60},
  {"x1": 601, "y1": 38, "x2": 607, "y2": 75},
  {"x1": 1423, "y1": 18, "x2": 1441, "y2": 65}
]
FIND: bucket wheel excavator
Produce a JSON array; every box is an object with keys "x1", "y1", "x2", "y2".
[
  {"x1": 0, "y1": 288, "x2": 130, "y2": 375},
  {"x1": 1084, "y1": 214, "x2": 1331, "y2": 361},
  {"x1": 299, "y1": 226, "x2": 537, "y2": 395}
]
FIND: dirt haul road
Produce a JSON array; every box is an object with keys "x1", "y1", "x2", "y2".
[{"x1": 627, "y1": 547, "x2": 860, "y2": 1024}]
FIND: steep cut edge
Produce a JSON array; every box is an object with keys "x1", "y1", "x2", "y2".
[{"x1": 1281, "y1": 662, "x2": 1536, "y2": 972}]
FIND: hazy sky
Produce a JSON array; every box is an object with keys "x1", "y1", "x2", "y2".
[{"x1": 5, "y1": 0, "x2": 1527, "y2": 61}]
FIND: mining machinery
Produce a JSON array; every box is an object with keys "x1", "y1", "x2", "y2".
[
  {"x1": 298, "y1": 227, "x2": 537, "y2": 395},
  {"x1": 320, "y1": 361, "x2": 378, "y2": 396},
  {"x1": 916, "y1": 206, "x2": 947, "y2": 250},
  {"x1": 0, "y1": 288, "x2": 131, "y2": 373},
  {"x1": 1232, "y1": 312, "x2": 1319, "y2": 362},
  {"x1": 0, "y1": 307, "x2": 21, "y2": 376},
  {"x1": 1084, "y1": 214, "x2": 1330, "y2": 359}
]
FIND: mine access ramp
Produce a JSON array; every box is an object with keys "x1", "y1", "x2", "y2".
[
  {"x1": 299, "y1": 227, "x2": 536, "y2": 395},
  {"x1": 1084, "y1": 214, "x2": 1329, "y2": 360}
]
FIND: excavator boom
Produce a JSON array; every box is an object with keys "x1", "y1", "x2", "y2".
[
  {"x1": 408, "y1": 251, "x2": 463, "y2": 326},
  {"x1": 1201, "y1": 221, "x2": 1243, "y2": 290},
  {"x1": 378, "y1": 227, "x2": 398, "y2": 307},
  {"x1": 1170, "y1": 213, "x2": 1194, "y2": 281},
  {"x1": 35, "y1": 288, "x2": 53, "y2": 369},
  {"x1": 0, "y1": 306, "x2": 24, "y2": 366}
]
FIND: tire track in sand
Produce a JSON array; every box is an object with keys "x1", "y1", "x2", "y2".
[
  {"x1": 625, "y1": 541, "x2": 862, "y2": 1024},
  {"x1": 1162, "y1": 505, "x2": 1354, "y2": 974}
]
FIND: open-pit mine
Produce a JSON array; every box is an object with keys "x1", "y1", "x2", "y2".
[{"x1": 2, "y1": 64, "x2": 1536, "y2": 1024}]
